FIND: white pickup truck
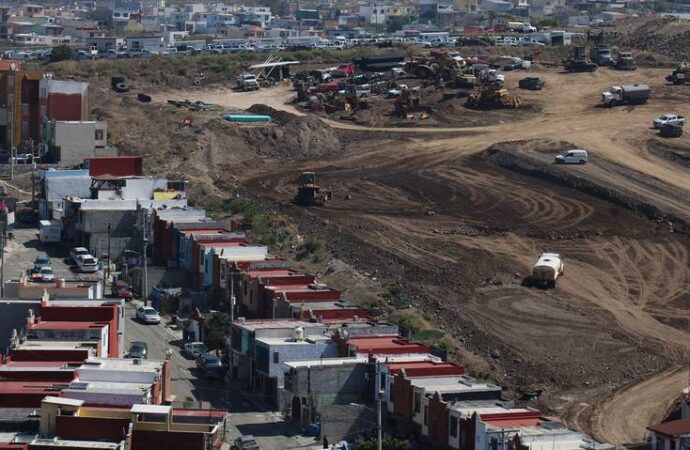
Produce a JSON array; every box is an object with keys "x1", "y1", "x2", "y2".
[{"x1": 653, "y1": 114, "x2": 686, "y2": 129}]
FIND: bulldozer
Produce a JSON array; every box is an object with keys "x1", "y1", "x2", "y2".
[
  {"x1": 293, "y1": 172, "x2": 332, "y2": 206},
  {"x1": 465, "y1": 83, "x2": 520, "y2": 109},
  {"x1": 405, "y1": 49, "x2": 464, "y2": 80}
]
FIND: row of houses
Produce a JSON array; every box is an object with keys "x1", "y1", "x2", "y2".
[{"x1": 0, "y1": 287, "x2": 225, "y2": 449}]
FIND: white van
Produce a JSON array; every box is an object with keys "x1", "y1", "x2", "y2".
[{"x1": 555, "y1": 149, "x2": 588, "y2": 164}]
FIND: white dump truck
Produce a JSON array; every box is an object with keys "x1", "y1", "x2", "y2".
[{"x1": 531, "y1": 252, "x2": 564, "y2": 288}]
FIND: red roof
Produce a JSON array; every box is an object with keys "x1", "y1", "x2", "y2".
[
  {"x1": 173, "y1": 409, "x2": 226, "y2": 419},
  {"x1": 0, "y1": 361, "x2": 71, "y2": 368},
  {"x1": 349, "y1": 336, "x2": 432, "y2": 355},
  {"x1": 199, "y1": 241, "x2": 243, "y2": 248},
  {"x1": 181, "y1": 229, "x2": 225, "y2": 236},
  {"x1": 243, "y1": 269, "x2": 295, "y2": 279},
  {"x1": 29, "y1": 321, "x2": 106, "y2": 330},
  {"x1": 648, "y1": 419, "x2": 690, "y2": 437},
  {"x1": 387, "y1": 361, "x2": 464, "y2": 377},
  {"x1": 482, "y1": 411, "x2": 543, "y2": 428}
]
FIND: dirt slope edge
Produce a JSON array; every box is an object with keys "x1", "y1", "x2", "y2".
[{"x1": 480, "y1": 142, "x2": 690, "y2": 234}]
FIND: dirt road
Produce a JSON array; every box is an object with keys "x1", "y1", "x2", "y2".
[{"x1": 182, "y1": 67, "x2": 690, "y2": 444}]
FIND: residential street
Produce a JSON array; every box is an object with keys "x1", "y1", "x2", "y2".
[{"x1": 3, "y1": 225, "x2": 317, "y2": 449}]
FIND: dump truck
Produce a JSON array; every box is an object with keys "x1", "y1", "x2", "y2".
[
  {"x1": 601, "y1": 84, "x2": 650, "y2": 107},
  {"x1": 531, "y1": 252, "x2": 564, "y2": 288},
  {"x1": 612, "y1": 52, "x2": 636, "y2": 71},
  {"x1": 589, "y1": 47, "x2": 612, "y2": 66},
  {"x1": 294, "y1": 172, "x2": 331, "y2": 206}
]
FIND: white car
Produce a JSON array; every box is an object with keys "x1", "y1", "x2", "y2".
[
  {"x1": 183, "y1": 341, "x2": 209, "y2": 358},
  {"x1": 555, "y1": 149, "x2": 588, "y2": 165},
  {"x1": 136, "y1": 306, "x2": 161, "y2": 324},
  {"x1": 653, "y1": 114, "x2": 686, "y2": 129},
  {"x1": 70, "y1": 247, "x2": 90, "y2": 264},
  {"x1": 76, "y1": 254, "x2": 99, "y2": 273},
  {"x1": 32, "y1": 266, "x2": 55, "y2": 282}
]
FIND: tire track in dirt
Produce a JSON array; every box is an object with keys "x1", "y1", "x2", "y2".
[{"x1": 230, "y1": 68, "x2": 690, "y2": 445}]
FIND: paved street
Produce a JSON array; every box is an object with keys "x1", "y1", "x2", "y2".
[{"x1": 4, "y1": 225, "x2": 320, "y2": 449}]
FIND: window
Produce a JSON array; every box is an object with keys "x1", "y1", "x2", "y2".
[
  {"x1": 414, "y1": 392, "x2": 421, "y2": 413},
  {"x1": 95, "y1": 129, "x2": 104, "y2": 140},
  {"x1": 380, "y1": 373, "x2": 386, "y2": 390},
  {"x1": 423, "y1": 406, "x2": 428, "y2": 425},
  {"x1": 273, "y1": 352, "x2": 279, "y2": 363},
  {"x1": 450, "y1": 416, "x2": 458, "y2": 438}
]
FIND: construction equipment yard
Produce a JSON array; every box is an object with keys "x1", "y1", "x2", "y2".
[{"x1": 87, "y1": 58, "x2": 690, "y2": 445}]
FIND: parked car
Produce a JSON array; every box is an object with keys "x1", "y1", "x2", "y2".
[
  {"x1": 653, "y1": 113, "x2": 686, "y2": 129},
  {"x1": 232, "y1": 435, "x2": 259, "y2": 450},
  {"x1": 32, "y1": 266, "x2": 55, "y2": 282},
  {"x1": 183, "y1": 341, "x2": 209, "y2": 358},
  {"x1": 76, "y1": 254, "x2": 99, "y2": 273},
  {"x1": 70, "y1": 247, "x2": 90, "y2": 264},
  {"x1": 196, "y1": 354, "x2": 226, "y2": 379},
  {"x1": 127, "y1": 341, "x2": 148, "y2": 359},
  {"x1": 555, "y1": 149, "x2": 588, "y2": 165},
  {"x1": 136, "y1": 306, "x2": 161, "y2": 324},
  {"x1": 111, "y1": 280, "x2": 133, "y2": 299},
  {"x1": 564, "y1": 60, "x2": 597, "y2": 73},
  {"x1": 32, "y1": 253, "x2": 51, "y2": 272}
]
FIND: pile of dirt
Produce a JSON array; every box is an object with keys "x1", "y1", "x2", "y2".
[
  {"x1": 246, "y1": 104, "x2": 299, "y2": 125},
  {"x1": 611, "y1": 16, "x2": 690, "y2": 61},
  {"x1": 209, "y1": 114, "x2": 344, "y2": 161}
]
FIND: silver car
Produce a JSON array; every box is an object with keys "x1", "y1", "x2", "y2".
[{"x1": 136, "y1": 306, "x2": 161, "y2": 324}]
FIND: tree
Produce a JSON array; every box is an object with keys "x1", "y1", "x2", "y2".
[
  {"x1": 354, "y1": 436, "x2": 411, "y2": 450},
  {"x1": 49, "y1": 45, "x2": 72, "y2": 62},
  {"x1": 386, "y1": 15, "x2": 411, "y2": 33},
  {"x1": 203, "y1": 312, "x2": 232, "y2": 352}
]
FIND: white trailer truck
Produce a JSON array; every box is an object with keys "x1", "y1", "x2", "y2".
[{"x1": 531, "y1": 252, "x2": 564, "y2": 288}]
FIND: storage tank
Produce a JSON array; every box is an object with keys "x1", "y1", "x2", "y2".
[
  {"x1": 293, "y1": 326, "x2": 305, "y2": 341},
  {"x1": 531, "y1": 253, "x2": 564, "y2": 288}
]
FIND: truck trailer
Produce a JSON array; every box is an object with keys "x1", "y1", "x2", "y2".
[{"x1": 601, "y1": 84, "x2": 650, "y2": 107}]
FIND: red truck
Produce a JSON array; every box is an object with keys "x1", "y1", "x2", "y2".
[
  {"x1": 331, "y1": 63, "x2": 356, "y2": 78},
  {"x1": 309, "y1": 81, "x2": 341, "y2": 94}
]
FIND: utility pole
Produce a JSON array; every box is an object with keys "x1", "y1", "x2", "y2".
[
  {"x1": 142, "y1": 211, "x2": 148, "y2": 306},
  {"x1": 229, "y1": 270, "x2": 235, "y2": 322},
  {"x1": 0, "y1": 232, "x2": 5, "y2": 298},
  {"x1": 377, "y1": 387, "x2": 383, "y2": 450},
  {"x1": 10, "y1": 147, "x2": 14, "y2": 181},
  {"x1": 103, "y1": 223, "x2": 111, "y2": 287}
]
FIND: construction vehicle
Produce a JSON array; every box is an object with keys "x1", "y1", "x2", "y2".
[
  {"x1": 589, "y1": 47, "x2": 612, "y2": 66},
  {"x1": 465, "y1": 84, "x2": 521, "y2": 109},
  {"x1": 564, "y1": 46, "x2": 597, "y2": 72},
  {"x1": 518, "y1": 77, "x2": 545, "y2": 90},
  {"x1": 294, "y1": 172, "x2": 332, "y2": 206},
  {"x1": 394, "y1": 86, "x2": 431, "y2": 118},
  {"x1": 612, "y1": 51, "x2": 636, "y2": 71},
  {"x1": 404, "y1": 49, "x2": 464, "y2": 80},
  {"x1": 666, "y1": 62, "x2": 690, "y2": 85},
  {"x1": 601, "y1": 84, "x2": 650, "y2": 107},
  {"x1": 530, "y1": 253, "x2": 564, "y2": 289}
]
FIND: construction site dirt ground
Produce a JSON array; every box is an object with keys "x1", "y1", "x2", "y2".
[{"x1": 157, "y1": 66, "x2": 690, "y2": 445}]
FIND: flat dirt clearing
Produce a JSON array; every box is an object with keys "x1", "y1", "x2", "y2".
[{"x1": 178, "y1": 66, "x2": 690, "y2": 444}]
